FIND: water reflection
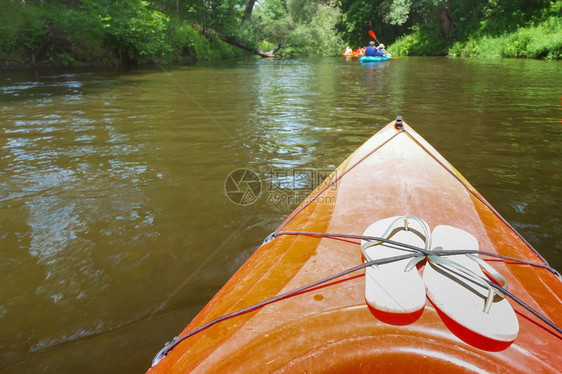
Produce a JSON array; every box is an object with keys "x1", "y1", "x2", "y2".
[
  {"x1": 0, "y1": 72, "x2": 165, "y2": 370},
  {"x1": 0, "y1": 57, "x2": 560, "y2": 373},
  {"x1": 249, "y1": 60, "x2": 320, "y2": 170}
]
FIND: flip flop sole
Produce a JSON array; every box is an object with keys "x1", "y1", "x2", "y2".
[
  {"x1": 362, "y1": 216, "x2": 427, "y2": 314},
  {"x1": 424, "y1": 225, "x2": 519, "y2": 343}
]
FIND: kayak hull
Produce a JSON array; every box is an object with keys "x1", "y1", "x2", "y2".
[
  {"x1": 148, "y1": 120, "x2": 562, "y2": 373},
  {"x1": 360, "y1": 55, "x2": 391, "y2": 63}
]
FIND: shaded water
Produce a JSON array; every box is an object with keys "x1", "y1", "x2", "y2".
[{"x1": 0, "y1": 57, "x2": 560, "y2": 373}]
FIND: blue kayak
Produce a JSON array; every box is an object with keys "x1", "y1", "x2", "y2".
[{"x1": 360, "y1": 54, "x2": 391, "y2": 63}]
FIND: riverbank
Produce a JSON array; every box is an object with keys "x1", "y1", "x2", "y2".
[
  {"x1": 1, "y1": 1, "x2": 560, "y2": 72},
  {"x1": 0, "y1": 2, "x2": 249, "y2": 71},
  {"x1": 449, "y1": 16, "x2": 562, "y2": 59},
  {"x1": 388, "y1": 15, "x2": 562, "y2": 59}
]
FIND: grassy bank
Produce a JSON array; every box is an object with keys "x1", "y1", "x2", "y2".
[
  {"x1": 387, "y1": 24, "x2": 450, "y2": 56},
  {"x1": 449, "y1": 16, "x2": 562, "y2": 59},
  {"x1": 388, "y1": 16, "x2": 562, "y2": 59}
]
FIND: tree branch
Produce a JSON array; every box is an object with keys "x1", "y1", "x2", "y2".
[{"x1": 193, "y1": 24, "x2": 281, "y2": 58}]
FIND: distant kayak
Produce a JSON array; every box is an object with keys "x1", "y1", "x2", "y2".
[
  {"x1": 360, "y1": 54, "x2": 391, "y2": 63},
  {"x1": 343, "y1": 49, "x2": 363, "y2": 58}
]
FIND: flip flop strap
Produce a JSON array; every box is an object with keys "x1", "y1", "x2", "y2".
[
  {"x1": 466, "y1": 253, "x2": 507, "y2": 288},
  {"x1": 428, "y1": 253, "x2": 506, "y2": 314},
  {"x1": 361, "y1": 216, "x2": 431, "y2": 265}
]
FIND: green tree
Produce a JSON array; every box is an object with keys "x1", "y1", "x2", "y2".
[
  {"x1": 89, "y1": 0, "x2": 170, "y2": 65},
  {"x1": 388, "y1": 0, "x2": 412, "y2": 26},
  {"x1": 249, "y1": 0, "x2": 343, "y2": 56}
]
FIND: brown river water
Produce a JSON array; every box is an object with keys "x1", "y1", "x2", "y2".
[{"x1": 0, "y1": 56, "x2": 561, "y2": 372}]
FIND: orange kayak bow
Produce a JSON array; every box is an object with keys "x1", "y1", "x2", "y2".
[{"x1": 148, "y1": 118, "x2": 562, "y2": 373}]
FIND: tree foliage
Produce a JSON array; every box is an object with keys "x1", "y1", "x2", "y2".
[
  {"x1": 338, "y1": 0, "x2": 560, "y2": 58},
  {"x1": 388, "y1": 0, "x2": 412, "y2": 26},
  {"x1": 92, "y1": 0, "x2": 170, "y2": 63},
  {"x1": 0, "y1": 0, "x2": 559, "y2": 68}
]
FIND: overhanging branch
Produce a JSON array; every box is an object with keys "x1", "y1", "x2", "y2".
[{"x1": 193, "y1": 24, "x2": 281, "y2": 58}]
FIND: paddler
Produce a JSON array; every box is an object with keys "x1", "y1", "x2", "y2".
[
  {"x1": 377, "y1": 43, "x2": 389, "y2": 56},
  {"x1": 364, "y1": 41, "x2": 377, "y2": 56}
]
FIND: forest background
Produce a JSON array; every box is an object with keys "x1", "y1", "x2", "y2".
[{"x1": 0, "y1": 0, "x2": 560, "y2": 69}]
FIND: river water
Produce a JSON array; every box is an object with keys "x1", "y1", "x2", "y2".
[{"x1": 0, "y1": 56, "x2": 560, "y2": 372}]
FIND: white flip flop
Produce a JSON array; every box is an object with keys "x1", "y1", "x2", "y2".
[
  {"x1": 361, "y1": 216, "x2": 429, "y2": 314},
  {"x1": 423, "y1": 225, "x2": 519, "y2": 342}
]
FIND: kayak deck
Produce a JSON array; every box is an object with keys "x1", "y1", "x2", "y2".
[{"x1": 148, "y1": 119, "x2": 562, "y2": 373}]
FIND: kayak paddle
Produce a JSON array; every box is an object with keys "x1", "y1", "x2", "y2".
[
  {"x1": 368, "y1": 30, "x2": 379, "y2": 44},
  {"x1": 369, "y1": 30, "x2": 398, "y2": 59}
]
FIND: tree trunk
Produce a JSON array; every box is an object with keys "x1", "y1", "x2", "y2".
[
  {"x1": 242, "y1": 0, "x2": 257, "y2": 23},
  {"x1": 438, "y1": 1, "x2": 454, "y2": 37},
  {"x1": 222, "y1": 36, "x2": 281, "y2": 57},
  {"x1": 193, "y1": 24, "x2": 282, "y2": 58}
]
